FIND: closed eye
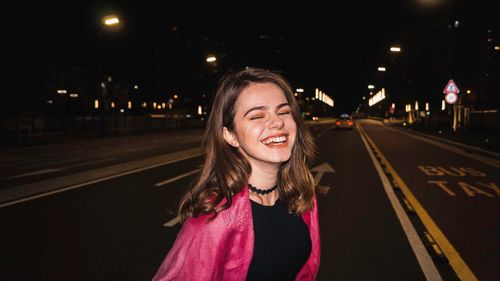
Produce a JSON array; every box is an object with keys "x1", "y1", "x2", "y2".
[
  {"x1": 278, "y1": 111, "x2": 290, "y2": 115},
  {"x1": 249, "y1": 115, "x2": 264, "y2": 120}
]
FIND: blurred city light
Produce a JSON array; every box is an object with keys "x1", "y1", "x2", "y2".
[
  {"x1": 390, "y1": 46, "x2": 401, "y2": 52},
  {"x1": 377, "y1": 67, "x2": 386, "y2": 72},
  {"x1": 315, "y1": 88, "x2": 334, "y2": 107},
  {"x1": 368, "y1": 84, "x2": 375, "y2": 89},
  {"x1": 206, "y1": 56, "x2": 216, "y2": 63},
  {"x1": 368, "y1": 88, "x2": 386, "y2": 106},
  {"x1": 103, "y1": 15, "x2": 120, "y2": 26}
]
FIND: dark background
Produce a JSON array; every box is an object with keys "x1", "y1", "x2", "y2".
[{"x1": 0, "y1": 0, "x2": 497, "y2": 114}]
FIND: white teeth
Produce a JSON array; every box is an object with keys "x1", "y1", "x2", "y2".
[{"x1": 261, "y1": 136, "x2": 287, "y2": 145}]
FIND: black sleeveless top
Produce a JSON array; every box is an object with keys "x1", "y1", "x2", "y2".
[{"x1": 246, "y1": 199, "x2": 312, "y2": 281}]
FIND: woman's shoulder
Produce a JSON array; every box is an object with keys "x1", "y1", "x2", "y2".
[{"x1": 184, "y1": 187, "x2": 251, "y2": 232}]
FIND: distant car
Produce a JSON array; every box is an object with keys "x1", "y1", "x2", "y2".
[{"x1": 335, "y1": 114, "x2": 354, "y2": 130}]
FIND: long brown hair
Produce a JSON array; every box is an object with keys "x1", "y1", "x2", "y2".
[{"x1": 178, "y1": 67, "x2": 316, "y2": 222}]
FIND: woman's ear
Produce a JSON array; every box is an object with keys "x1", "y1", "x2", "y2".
[{"x1": 223, "y1": 127, "x2": 240, "y2": 147}]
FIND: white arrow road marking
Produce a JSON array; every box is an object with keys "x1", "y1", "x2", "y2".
[
  {"x1": 311, "y1": 162, "x2": 335, "y2": 185},
  {"x1": 155, "y1": 169, "x2": 201, "y2": 187}
]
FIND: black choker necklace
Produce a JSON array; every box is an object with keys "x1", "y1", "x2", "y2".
[{"x1": 248, "y1": 183, "x2": 278, "y2": 195}]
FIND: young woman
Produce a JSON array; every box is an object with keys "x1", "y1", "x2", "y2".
[{"x1": 152, "y1": 68, "x2": 320, "y2": 281}]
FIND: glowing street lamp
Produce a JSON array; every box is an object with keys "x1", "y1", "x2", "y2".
[
  {"x1": 96, "y1": 13, "x2": 121, "y2": 132},
  {"x1": 390, "y1": 46, "x2": 401, "y2": 52},
  {"x1": 103, "y1": 15, "x2": 120, "y2": 26}
]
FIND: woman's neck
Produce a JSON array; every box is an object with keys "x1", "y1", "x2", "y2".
[
  {"x1": 247, "y1": 162, "x2": 279, "y2": 189},
  {"x1": 247, "y1": 161, "x2": 280, "y2": 206}
]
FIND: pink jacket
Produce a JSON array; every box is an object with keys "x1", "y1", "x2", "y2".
[{"x1": 152, "y1": 185, "x2": 321, "y2": 281}]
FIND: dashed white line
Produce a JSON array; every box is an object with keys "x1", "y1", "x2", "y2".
[
  {"x1": 154, "y1": 169, "x2": 201, "y2": 187},
  {"x1": 5, "y1": 168, "x2": 64, "y2": 179}
]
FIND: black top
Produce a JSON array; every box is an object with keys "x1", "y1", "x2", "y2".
[{"x1": 246, "y1": 199, "x2": 312, "y2": 281}]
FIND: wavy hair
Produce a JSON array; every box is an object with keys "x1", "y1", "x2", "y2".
[{"x1": 179, "y1": 67, "x2": 316, "y2": 222}]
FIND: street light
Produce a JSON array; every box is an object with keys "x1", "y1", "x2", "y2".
[
  {"x1": 103, "y1": 15, "x2": 120, "y2": 26},
  {"x1": 97, "y1": 14, "x2": 121, "y2": 135},
  {"x1": 390, "y1": 46, "x2": 401, "y2": 52}
]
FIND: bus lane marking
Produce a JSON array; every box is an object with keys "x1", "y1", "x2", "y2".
[
  {"x1": 357, "y1": 125, "x2": 443, "y2": 281},
  {"x1": 418, "y1": 165, "x2": 499, "y2": 198},
  {"x1": 358, "y1": 124, "x2": 478, "y2": 281}
]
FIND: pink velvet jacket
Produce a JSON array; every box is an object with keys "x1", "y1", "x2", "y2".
[{"x1": 152, "y1": 185, "x2": 321, "y2": 281}]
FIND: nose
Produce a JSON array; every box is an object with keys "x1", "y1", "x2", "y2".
[{"x1": 268, "y1": 112, "x2": 284, "y2": 129}]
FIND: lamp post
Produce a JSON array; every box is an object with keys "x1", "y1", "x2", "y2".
[{"x1": 97, "y1": 14, "x2": 120, "y2": 135}]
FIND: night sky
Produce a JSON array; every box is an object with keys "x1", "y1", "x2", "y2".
[{"x1": 1, "y1": 0, "x2": 497, "y2": 113}]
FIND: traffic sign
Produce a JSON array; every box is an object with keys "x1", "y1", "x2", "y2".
[
  {"x1": 445, "y1": 93, "x2": 458, "y2": 104},
  {"x1": 443, "y1": 79, "x2": 460, "y2": 94}
]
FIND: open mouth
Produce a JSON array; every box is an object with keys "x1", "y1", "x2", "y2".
[{"x1": 261, "y1": 135, "x2": 288, "y2": 146}]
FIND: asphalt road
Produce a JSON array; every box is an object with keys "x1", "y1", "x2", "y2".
[{"x1": 1, "y1": 119, "x2": 498, "y2": 280}]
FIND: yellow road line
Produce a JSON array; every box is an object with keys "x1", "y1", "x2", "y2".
[{"x1": 358, "y1": 124, "x2": 478, "y2": 281}]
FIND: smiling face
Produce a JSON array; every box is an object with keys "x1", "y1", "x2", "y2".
[{"x1": 223, "y1": 82, "x2": 297, "y2": 169}]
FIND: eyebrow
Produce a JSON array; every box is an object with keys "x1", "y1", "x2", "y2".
[{"x1": 243, "y1": 103, "x2": 290, "y2": 117}]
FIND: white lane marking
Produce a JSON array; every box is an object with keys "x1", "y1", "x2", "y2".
[
  {"x1": 5, "y1": 168, "x2": 64, "y2": 179},
  {"x1": 357, "y1": 124, "x2": 443, "y2": 281},
  {"x1": 164, "y1": 216, "x2": 180, "y2": 227},
  {"x1": 64, "y1": 158, "x2": 116, "y2": 169},
  {"x1": 4, "y1": 158, "x2": 116, "y2": 180},
  {"x1": 158, "y1": 169, "x2": 201, "y2": 228},
  {"x1": 16, "y1": 157, "x2": 86, "y2": 170},
  {"x1": 0, "y1": 152, "x2": 202, "y2": 208},
  {"x1": 154, "y1": 169, "x2": 201, "y2": 187}
]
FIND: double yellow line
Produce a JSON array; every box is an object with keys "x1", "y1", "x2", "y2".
[{"x1": 357, "y1": 124, "x2": 478, "y2": 281}]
